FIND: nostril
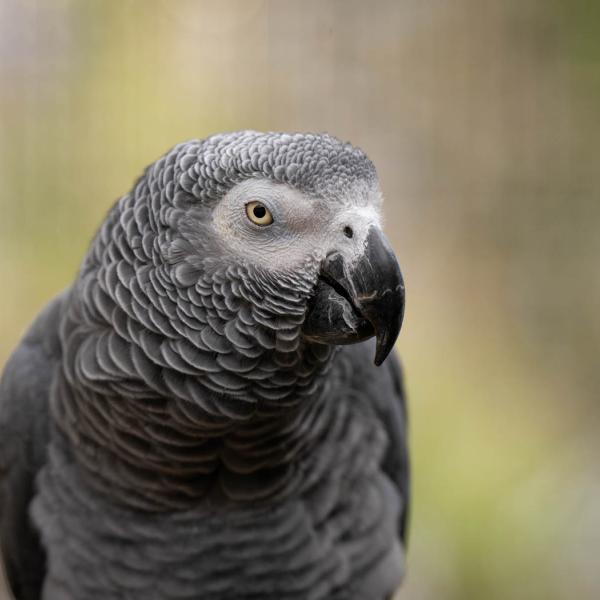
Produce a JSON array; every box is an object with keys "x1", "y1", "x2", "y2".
[{"x1": 343, "y1": 226, "x2": 353, "y2": 239}]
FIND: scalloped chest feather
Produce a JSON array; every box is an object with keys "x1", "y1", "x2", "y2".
[{"x1": 31, "y1": 371, "x2": 404, "y2": 600}]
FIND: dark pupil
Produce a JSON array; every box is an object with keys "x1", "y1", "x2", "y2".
[{"x1": 253, "y1": 205, "x2": 267, "y2": 219}]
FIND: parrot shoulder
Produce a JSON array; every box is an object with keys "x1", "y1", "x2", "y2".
[
  {"x1": 343, "y1": 340, "x2": 410, "y2": 545},
  {"x1": 0, "y1": 290, "x2": 66, "y2": 599}
]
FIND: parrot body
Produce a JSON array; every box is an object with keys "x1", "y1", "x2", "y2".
[{"x1": 0, "y1": 132, "x2": 409, "y2": 599}]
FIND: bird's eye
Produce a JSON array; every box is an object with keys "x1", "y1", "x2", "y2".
[{"x1": 245, "y1": 201, "x2": 273, "y2": 226}]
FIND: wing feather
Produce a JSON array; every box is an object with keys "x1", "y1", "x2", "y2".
[{"x1": 0, "y1": 293, "x2": 65, "y2": 599}]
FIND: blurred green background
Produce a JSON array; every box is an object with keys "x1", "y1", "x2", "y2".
[{"x1": 1, "y1": 1, "x2": 599, "y2": 598}]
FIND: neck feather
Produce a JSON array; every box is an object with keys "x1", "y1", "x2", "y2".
[{"x1": 51, "y1": 196, "x2": 336, "y2": 510}]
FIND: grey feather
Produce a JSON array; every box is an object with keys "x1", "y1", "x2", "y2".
[{"x1": 0, "y1": 131, "x2": 408, "y2": 600}]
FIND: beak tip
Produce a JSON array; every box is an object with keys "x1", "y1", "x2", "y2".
[
  {"x1": 372, "y1": 310, "x2": 404, "y2": 366},
  {"x1": 373, "y1": 336, "x2": 393, "y2": 367}
]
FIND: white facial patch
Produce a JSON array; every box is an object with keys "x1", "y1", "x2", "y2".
[{"x1": 211, "y1": 179, "x2": 383, "y2": 271}]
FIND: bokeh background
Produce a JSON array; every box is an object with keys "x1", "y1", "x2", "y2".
[{"x1": 1, "y1": 1, "x2": 599, "y2": 598}]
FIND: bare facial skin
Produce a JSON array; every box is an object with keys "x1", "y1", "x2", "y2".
[{"x1": 211, "y1": 179, "x2": 383, "y2": 271}]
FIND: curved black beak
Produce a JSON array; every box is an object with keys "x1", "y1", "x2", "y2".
[{"x1": 303, "y1": 227, "x2": 405, "y2": 365}]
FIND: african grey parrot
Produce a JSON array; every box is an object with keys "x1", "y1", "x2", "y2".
[{"x1": 0, "y1": 131, "x2": 409, "y2": 600}]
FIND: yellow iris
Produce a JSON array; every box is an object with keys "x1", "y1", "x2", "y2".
[{"x1": 245, "y1": 201, "x2": 273, "y2": 226}]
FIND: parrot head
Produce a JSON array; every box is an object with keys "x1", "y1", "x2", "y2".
[{"x1": 159, "y1": 131, "x2": 404, "y2": 369}]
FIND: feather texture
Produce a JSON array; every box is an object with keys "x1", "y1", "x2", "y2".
[{"x1": 0, "y1": 132, "x2": 409, "y2": 600}]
